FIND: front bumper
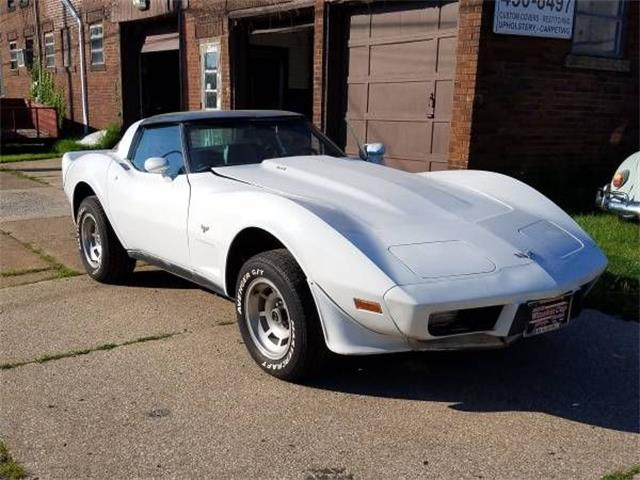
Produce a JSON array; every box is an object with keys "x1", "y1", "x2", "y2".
[
  {"x1": 312, "y1": 246, "x2": 606, "y2": 355},
  {"x1": 596, "y1": 184, "x2": 640, "y2": 219}
]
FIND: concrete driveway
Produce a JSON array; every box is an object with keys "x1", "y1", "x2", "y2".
[{"x1": 0, "y1": 159, "x2": 638, "y2": 479}]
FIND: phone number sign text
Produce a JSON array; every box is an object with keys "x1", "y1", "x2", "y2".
[{"x1": 493, "y1": 0, "x2": 576, "y2": 40}]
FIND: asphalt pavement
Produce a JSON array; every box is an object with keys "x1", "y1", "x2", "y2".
[{"x1": 0, "y1": 159, "x2": 638, "y2": 479}]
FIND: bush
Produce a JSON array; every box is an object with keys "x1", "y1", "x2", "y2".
[
  {"x1": 53, "y1": 123, "x2": 122, "y2": 154},
  {"x1": 29, "y1": 63, "x2": 66, "y2": 128}
]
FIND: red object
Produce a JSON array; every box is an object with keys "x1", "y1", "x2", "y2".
[{"x1": 612, "y1": 171, "x2": 628, "y2": 188}]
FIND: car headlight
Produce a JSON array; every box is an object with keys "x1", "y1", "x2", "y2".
[
  {"x1": 612, "y1": 170, "x2": 629, "y2": 189},
  {"x1": 389, "y1": 240, "x2": 495, "y2": 278}
]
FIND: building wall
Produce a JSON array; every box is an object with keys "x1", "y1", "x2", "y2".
[
  {"x1": 0, "y1": 0, "x2": 122, "y2": 131},
  {"x1": 468, "y1": 0, "x2": 639, "y2": 206},
  {"x1": 448, "y1": 0, "x2": 483, "y2": 170},
  {"x1": 2, "y1": 0, "x2": 636, "y2": 209}
]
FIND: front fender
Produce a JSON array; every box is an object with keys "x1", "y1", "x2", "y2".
[{"x1": 189, "y1": 185, "x2": 401, "y2": 337}]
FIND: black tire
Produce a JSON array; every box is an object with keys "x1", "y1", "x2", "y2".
[
  {"x1": 235, "y1": 248, "x2": 327, "y2": 381},
  {"x1": 76, "y1": 196, "x2": 135, "y2": 283}
]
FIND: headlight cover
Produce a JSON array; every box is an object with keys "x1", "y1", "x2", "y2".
[{"x1": 389, "y1": 240, "x2": 495, "y2": 279}]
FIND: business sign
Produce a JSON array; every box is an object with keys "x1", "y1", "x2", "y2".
[{"x1": 493, "y1": 0, "x2": 576, "y2": 39}]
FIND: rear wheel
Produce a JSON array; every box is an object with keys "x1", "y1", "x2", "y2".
[
  {"x1": 77, "y1": 196, "x2": 135, "y2": 283},
  {"x1": 235, "y1": 249, "x2": 327, "y2": 381}
]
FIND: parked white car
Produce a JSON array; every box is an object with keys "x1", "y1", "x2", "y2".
[
  {"x1": 596, "y1": 152, "x2": 639, "y2": 220},
  {"x1": 62, "y1": 111, "x2": 607, "y2": 380}
]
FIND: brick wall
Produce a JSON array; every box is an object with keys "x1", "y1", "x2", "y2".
[
  {"x1": 311, "y1": 0, "x2": 324, "y2": 129},
  {"x1": 0, "y1": 0, "x2": 122, "y2": 132},
  {"x1": 448, "y1": 0, "x2": 484, "y2": 170},
  {"x1": 468, "y1": 1, "x2": 639, "y2": 207}
]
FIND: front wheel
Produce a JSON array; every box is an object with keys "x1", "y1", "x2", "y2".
[{"x1": 235, "y1": 249, "x2": 327, "y2": 381}]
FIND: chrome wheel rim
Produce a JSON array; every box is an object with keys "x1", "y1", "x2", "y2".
[
  {"x1": 80, "y1": 213, "x2": 102, "y2": 269},
  {"x1": 244, "y1": 278, "x2": 291, "y2": 360}
]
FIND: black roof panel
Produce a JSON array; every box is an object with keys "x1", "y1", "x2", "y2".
[{"x1": 140, "y1": 110, "x2": 304, "y2": 126}]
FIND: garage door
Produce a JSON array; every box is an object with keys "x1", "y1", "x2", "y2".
[{"x1": 345, "y1": 1, "x2": 458, "y2": 172}]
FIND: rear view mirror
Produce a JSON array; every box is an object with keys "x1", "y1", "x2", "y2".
[
  {"x1": 144, "y1": 157, "x2": 169, "y2": 175},
  {"x1": 363, "y1": 143, "x2": 385, "y2": 164}
]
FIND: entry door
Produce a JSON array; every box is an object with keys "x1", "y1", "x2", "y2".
[
  {"x1": 345, "y1": 1, "x2": 458, "y2": 172},
  {"x1": 107, "y1": 124, "x2": 191, "y2": 268}
]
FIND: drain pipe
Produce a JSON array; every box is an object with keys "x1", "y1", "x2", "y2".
[
  {"x1": 61, "y1": 0, "x2": 89, "y2": 134},
  {"x1": 32, "y1": 0, "x2": 42, "y2": 100}
]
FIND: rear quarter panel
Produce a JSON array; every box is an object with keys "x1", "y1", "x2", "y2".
[{"x1": 62, "y1": 150, "x2": 116, "y2": 221}]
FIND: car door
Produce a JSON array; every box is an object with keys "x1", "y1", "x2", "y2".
[{"x1": 107, "y1": 123, "x2": 191, "y2": 268}]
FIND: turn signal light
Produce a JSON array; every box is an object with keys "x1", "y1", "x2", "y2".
[
  {"x1": 354, "y1": 298, "x2": 383, "y2": 314},
  {"x1": 612, "y1": 170, "x2": 629, "y2": 188}
]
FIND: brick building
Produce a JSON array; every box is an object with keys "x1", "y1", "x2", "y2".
[{"x1": 1, "y1": 0, "x2": 638, "y2": 205}]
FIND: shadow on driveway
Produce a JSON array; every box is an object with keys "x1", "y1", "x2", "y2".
[
  {"x1": 126, "y1": 270, "x2": 200, "y2": 290},
  {"x1": 308, "y1": 313, "x2": 639, "y2": 434}
]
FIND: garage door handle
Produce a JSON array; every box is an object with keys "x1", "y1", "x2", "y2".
[{"x1": 427, "y1": 93, "x2": 435, "y2": 119}]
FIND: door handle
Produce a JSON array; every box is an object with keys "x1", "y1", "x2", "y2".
[{"x1": 427, "y1": 92, "x2": 435, "y2": 119}]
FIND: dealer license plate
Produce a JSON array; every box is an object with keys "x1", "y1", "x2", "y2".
[{"x1": 523, "y1": 294, "x2": 573, "y2": 337}]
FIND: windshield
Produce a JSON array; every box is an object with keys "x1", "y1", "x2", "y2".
[{"x1": 185, "y1": 118, "x2": 345, "y2": 173}]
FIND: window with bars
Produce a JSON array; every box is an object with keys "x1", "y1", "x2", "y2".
[
  {"x1": 572, "y1": 0, "x2": 627, "y2": 58},
  {"x1": 9, "y1": 41, "x2": 23, "y2": 70},
  {"x1": 89, "y1": 24, "x2": 104, "y2": 65},
  {"x1": 44, "y1": 32, "x2": 55, "y2": 67},
  {"x1": 200, "y1": 43, "x2": 220, "y2": 110},
  {"x1": 61, "y1": 28, "x2": 72, "y2": 67}
]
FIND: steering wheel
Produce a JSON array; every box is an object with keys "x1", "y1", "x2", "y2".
[{"x1": 162, "y1": 150, "x2": 182, "y2": 158}]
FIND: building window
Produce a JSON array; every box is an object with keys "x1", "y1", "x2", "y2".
[
  {"x1": 43, "y1": 32, "x2": 55, "y2": 67},
  {"x1": 572, "y1": 0, "x2": 626, "y2": 58},
  {"x1": 9, "y1": 41, "x2": 23, "y2": 70},
  {"x1": 24, "y1": 36, "x2": 34, "y2": 68},
  {"x1": 8, "y1": 0, "x2": 16, "y2": 10},
  {"x1": 200, "y1": 43, "x2": 220, "y2": 110},
  {"x1": 61, "y1": 28, "x2": 72, "y2": 67},
  {"x1": 89, "y1": 24, "x2": 104, "y2": 65}
]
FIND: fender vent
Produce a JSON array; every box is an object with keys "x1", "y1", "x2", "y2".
[{"x1": 428, "y1": 305, "x2": 503, "y2": 337}]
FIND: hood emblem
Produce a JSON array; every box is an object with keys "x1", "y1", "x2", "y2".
[
  {"x1": 201, "y1": 225, "x2": 210, "y2": 234},
  {"x1": 514, "y1": 250, "x2": 535, "y2": 260}
]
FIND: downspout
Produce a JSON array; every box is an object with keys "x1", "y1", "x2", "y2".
[
  {"x1": 61, "y1": 0, "x2": 89, "y2": 134},
  {"x1": 176, "y1": 0, "x2": 184, "y2": 110},
  {"x1": 32, "y1": 0, "x2": 42, "y2": 100}
]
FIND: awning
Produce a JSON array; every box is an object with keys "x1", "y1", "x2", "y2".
[
  {"x1": 228, "y1": 0, "x2": 314, "y2": 19},
  {"x1": 141, "y1": 33, "x2": 179, "y2": 53}
]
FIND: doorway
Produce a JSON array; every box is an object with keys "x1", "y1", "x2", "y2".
[
  {"x1": 120, "y1": 17, "x2": 181, "y2": 127},
  {"x1": 231, "y1": 10, "x2": 314, "y2": 118}
]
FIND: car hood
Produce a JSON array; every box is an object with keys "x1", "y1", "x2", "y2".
[{"x1": 214, "y1": 156, "x2": 588, "y2": 283}]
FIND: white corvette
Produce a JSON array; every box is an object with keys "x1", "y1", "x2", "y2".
[{"x1": 62, "y1": 111, "x2": 607, "y2": 380}]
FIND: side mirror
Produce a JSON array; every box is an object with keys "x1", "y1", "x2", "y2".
[
  {"x1": 362, "y1": 143, "x2": 385, "y2": 164},
  {"x1": 144, "y1": 157, "x2": 169, "y2": 175}
]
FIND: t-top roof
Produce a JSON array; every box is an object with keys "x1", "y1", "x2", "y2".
[{"x1": 140, "y1": 110, "x2": 304, "y2": 126}]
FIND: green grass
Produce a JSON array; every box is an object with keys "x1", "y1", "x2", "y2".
[
  {"x1": 0, "y1": 332, "x2": 180, "y2": 370},
  {"x1": 0, "y1": 267, "x2": 52, "y2": 277},
  {"x1": 574, "y1": 213, "x2": 639, "y2": 321},
  {"x1": 0, "y1": 123, "x2": 121, "y2": 164},
  {"x1": 0, "y1": 440, "x2": 26, "y2": 480},
  {"x1": 0, "y1": 168, "x2": 50, "y2": 186},
  {"x1": 601, "y1": 464, "x2": 640, "y2": 480},
  {"x1": 0, "y1": 151, "x2": 60, "y2": 163},
  {"x1": 0, "y1": 231, "x2": 79, "y2": 280}
]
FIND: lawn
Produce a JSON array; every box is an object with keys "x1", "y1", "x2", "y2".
[
  {"x1": 574, "y1": 213, "x2": 639, "y2": 321},
  {"x1": 0, "y1": 151, "x2": 61, "y2": 163},
  {"x1": 1, "y1": 124, "x2": 121, "y2": 164}
]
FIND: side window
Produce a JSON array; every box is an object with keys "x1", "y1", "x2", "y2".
[{"x1": 131, "y1": 125, "x2": 185, "y2": 177}]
